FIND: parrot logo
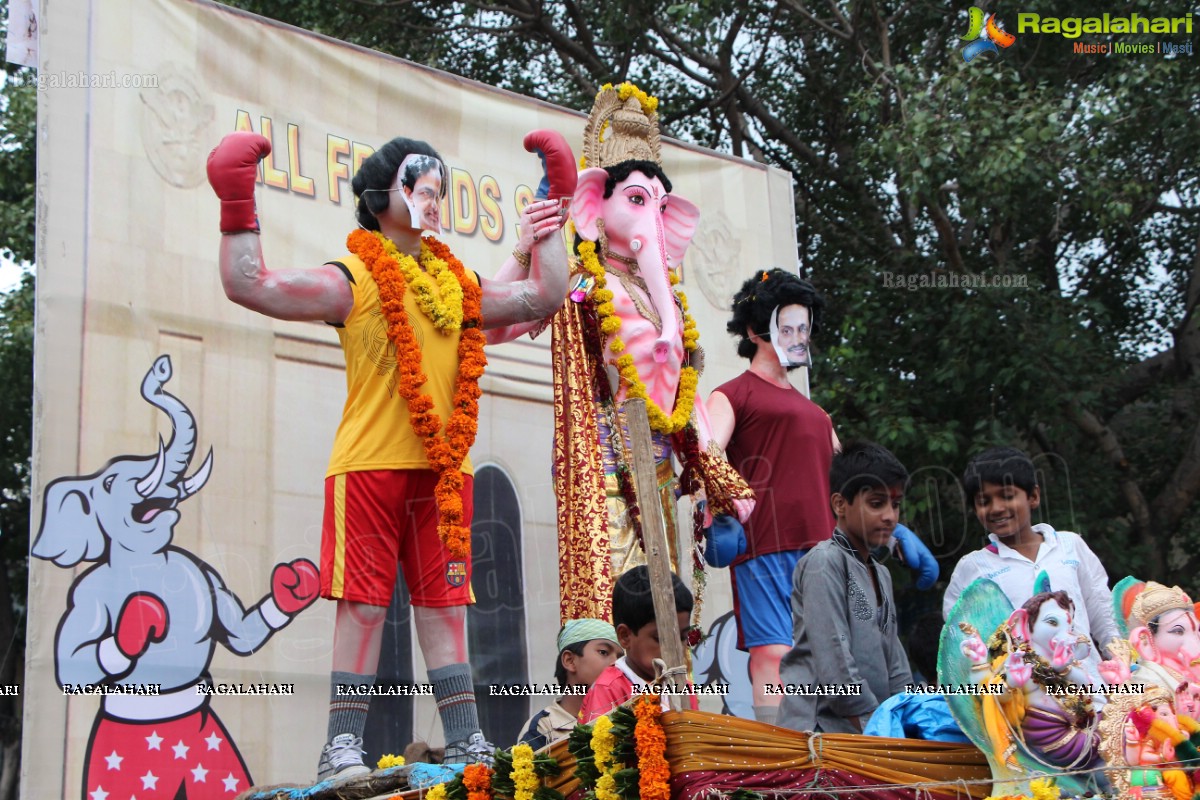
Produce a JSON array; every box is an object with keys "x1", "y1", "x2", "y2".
[{"x1": 960, "y1": 7, "x2": 1016, "y2": 62}]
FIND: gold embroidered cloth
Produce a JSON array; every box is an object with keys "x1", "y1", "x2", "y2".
[{"x1": 551, "y1": 301, "x2": 679, "y2": 623}]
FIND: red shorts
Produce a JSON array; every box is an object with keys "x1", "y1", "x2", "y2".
[{"x1": 320, "y1": 469, "x2": 474, "y2": 608}]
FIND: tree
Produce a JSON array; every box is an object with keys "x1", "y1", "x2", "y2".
[
  {"x1": 1, "y1": 0, "x2": 36, "y2": 792},
  {"x1": 224, "y1": 0, "x2": 1199, "y2": 592},
  {"x1": 0, "y1": 273, "x2": 31, "y2": 800}
]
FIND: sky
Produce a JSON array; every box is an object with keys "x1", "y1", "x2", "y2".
[{"x1": 0, "y1": 257, "x2": 28, "y2": 292}]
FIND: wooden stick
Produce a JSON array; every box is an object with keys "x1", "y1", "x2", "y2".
[{"x1": 622, "y1": 398, "x2": 685, "y2": 709}]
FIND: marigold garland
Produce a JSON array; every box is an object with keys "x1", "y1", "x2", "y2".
[
  {"x1": 463, "y1": 762, "x2": 493, "y2": 800},
  {"x1": 633, "y1": 695, "x2": 670, "y2": 800},
  {"x1": 426, "y1": 784, "x2": 449, "y2": 800},
  {"x1": 590, "y1": 713, "x2": 625, "y2": 800},
  {"x1": 591, "y1": 714, "x2": 616, "y2": 774},
  {"x1": 511, "y1": 744, "x2": 539, "y2": 800},
  {"x1": 347, "y1": 229, "x2": 485, "y2": 560},
  {"x1": 983, "y1": 779, "x2": 1060, "y2": 800},
  {"x1": 1029, "y1": 778, "x2": 1060, "y2": 800},
  {"x1": 599, "y1": 82, "x2": 659, "y2": 116},
  {"x1": 376, "y1": 234, "x2": 464, "y2": 332},
  {"x1": 577, "y1": 240, "x2": 698, "y2": 435},
  {"x1": 376, "y1": 753, "x2": 406, "y2": 769}
]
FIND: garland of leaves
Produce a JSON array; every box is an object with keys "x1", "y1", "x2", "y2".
[{"x1": 347, "y1": 229, "x2": 485, "y2": 560}]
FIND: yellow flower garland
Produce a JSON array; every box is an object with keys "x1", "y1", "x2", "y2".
[
  {"x1": 578, "y1": 240, "x2": 699, "y2": 434},
  {"x1": 581, "y1": 83, "x2": 660, "y2": 170},
  {"x1": 601, "y1": 81, "x2": 658, "y2": 116},
  {"x1": 510, "y1": 744, "x2": 539, "y2": 800},
  {"x1": 426, "y1": 783, "x2": 448, "y2": 800},
  {"x1": 591, "y1": 714, "x2": 615, "y2": 771},
  {"x1": 983, "y1": 778, "x2": 1059, "y2": 800},
  {"x1": 376, "y1": 232, "x2": 464, "y2": 333},
  {"x1": 590, "y1": 714, "x2": 621, "y2": 800}
]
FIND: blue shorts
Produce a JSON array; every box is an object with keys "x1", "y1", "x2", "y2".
[{"x1": 731, "y1": 550, "x2": 807, "y2": 650}]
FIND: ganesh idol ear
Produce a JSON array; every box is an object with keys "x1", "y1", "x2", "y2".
[
  {"x1": 572, "y1": 168, "x2": 610, "y2": 242},
  {"x1": 661, "y1": 194, "x2": 700, "y2": 270},
  {"x1": 1128, "y1": 625, "x2": 1157, "y2": 658},
  {"x1": 1007, "y1": 607, "x2": 1031, "y2": 642}
]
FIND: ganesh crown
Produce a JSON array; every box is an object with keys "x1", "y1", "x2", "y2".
[
  {"x1": 1130, "y1": 581, "x2": 1193, "y2": 627},
  {"x1": 582, "y1": 82, "x2": 662, "y2": 169}
]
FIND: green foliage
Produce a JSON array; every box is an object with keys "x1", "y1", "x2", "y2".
[
  {"x1": 1, "y1": 0, "x2": 37, "y2": 264},
  {"x1": 0, "y1": 273, "x2": 32, "y2": 551}
]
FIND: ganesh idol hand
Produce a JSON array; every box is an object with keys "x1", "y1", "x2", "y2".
[
  {"x1": 516, "y1": 199, "x2": 567, "y2": 253},
  {"x1": 731, "y1": 497, "x2": 755, "y2": 524},
  {"x1": 1098, "y1": 657, "x2": 1130, "y2": 685},
  {"x1": 1049, "y1": 637, "x2": 1074, "y2": 671},
  {"x1": 960, "y1": 633, "x2": 988, "y2": 666},
  {"x1": 207, "y1": 131, "x2": 271, "y2": 233},
  {"x1": 1005, "y1": 650, "x2": 1033, "y2": 688}
]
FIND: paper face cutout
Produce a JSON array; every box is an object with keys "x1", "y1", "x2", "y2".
[
  {"x1": 397, "y1": 153, "x2": 445, "y2": 232},
  {"x1": 768, "y1": 304, "x2": 812, "y2": 368}
]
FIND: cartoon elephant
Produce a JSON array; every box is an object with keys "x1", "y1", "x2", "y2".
[
  {"x1": 691, "y1": 611, "x2": 753, "y2": 718},
  {"x1": 33, "y1": 355, "x2": 319, "y2": 800}
]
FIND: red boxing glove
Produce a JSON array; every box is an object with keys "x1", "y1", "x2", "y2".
[
  {"x1": 524, "y1": 129, "x2": 577, "y2": 201},
  {"x1": 271, "y1": 559, "x2": 320, "y2": 615},
  {"x1": 115, "y1": 593, "x2": 168, "y2": 659},
  {"x1": 207, "y1": 132, "x2": 271, "y2": 233}
]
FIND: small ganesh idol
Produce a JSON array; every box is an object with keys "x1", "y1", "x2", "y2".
[
  {"x1": 960, "y1": 591, "x2": 1108, "y2": 773},
  {"x1": 1099, "y1": 685, "x2": 1200, "y2": 800},
  {"x1": 1119, "y1": 581, "x2": 1200, "y2": 695}
]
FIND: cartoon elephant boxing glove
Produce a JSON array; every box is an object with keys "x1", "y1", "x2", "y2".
[
  {"x1": 260, "y1": 559, "x2": 320, "y2": 630},
  {"x1": 96, "y1": 592, "x2": 169, "y2": 676},
  {"x1": 207, "y1": 131, "x2": 271, "y2": 233}
]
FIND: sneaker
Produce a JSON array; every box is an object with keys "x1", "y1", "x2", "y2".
[
  {"x1": 443, "y1": 731, "x2": 495, "y2": 766},
  {"x1": 317, "y1": 733, "x2": 371, "y2": 781}
]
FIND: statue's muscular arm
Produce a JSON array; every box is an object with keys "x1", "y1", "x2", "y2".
[
  {"x1": 220, "y1": 232, "x2": 354, "y2": 323},
  {"x1": 480, "y1": 201, "x2": 569, "y2": 331}
]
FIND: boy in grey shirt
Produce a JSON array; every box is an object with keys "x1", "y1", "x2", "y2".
[{"x1": 778, "y1": 442, "x2": 914, "y2": 733}]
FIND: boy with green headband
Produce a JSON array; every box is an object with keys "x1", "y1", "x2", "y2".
[{"x1": 518, "y1": 619, "x2": 620, "y2": 749}]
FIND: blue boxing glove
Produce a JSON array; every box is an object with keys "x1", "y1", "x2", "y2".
[
  {"x1": 698, "y1": 501, "x2": 747, "y2": 568},
  {"x1": 892, "y1": 524, "x2": 939, "y2": 590}
]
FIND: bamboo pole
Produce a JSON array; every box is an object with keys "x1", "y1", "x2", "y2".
[{"x1": 621, "y1": 398, "x2": 685, "y2": 709}]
